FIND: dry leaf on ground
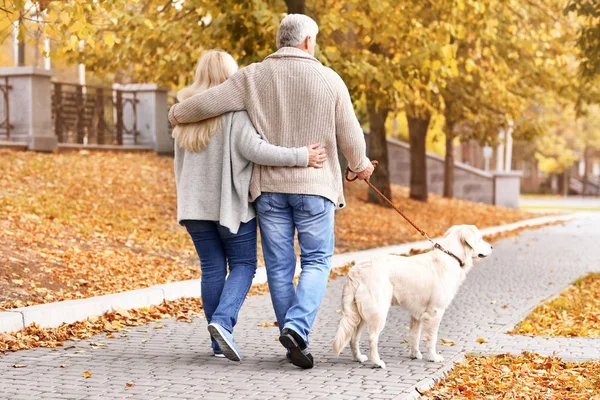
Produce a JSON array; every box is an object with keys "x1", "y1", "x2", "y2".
[
  {"x1": 421, "y1": 352, "x2": 600, "y2": 399},
  {"x1": 82, "y1": 371, "x2": 92, "y2": 379},
  {"x1": 510, "y1": 272, "x2": 600, "y2": 337},
  {"x1": 0, "y1": 151, "x2": 541, "y2": 310}
]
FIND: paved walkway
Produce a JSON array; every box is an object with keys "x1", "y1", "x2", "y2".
[{"x1": 1, "y1": 213, "x2": 599, "y2": 399}]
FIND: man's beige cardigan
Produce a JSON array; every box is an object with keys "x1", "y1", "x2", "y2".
[{"x1": 169, "y1": 47, "x2": 370, "y2": 209}]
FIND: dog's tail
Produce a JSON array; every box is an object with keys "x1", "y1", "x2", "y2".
[{"x1": 333, "y1": 276, "x2": 362, "y2": 355}]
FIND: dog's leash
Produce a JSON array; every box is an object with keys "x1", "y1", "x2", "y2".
[{"x1": 345, "y1": 161, "x2": 465, "y2": 267}]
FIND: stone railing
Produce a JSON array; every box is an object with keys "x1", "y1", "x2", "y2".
[
  {"x1": 0, "y1": 67, "x2": 172, "y2": 154},
  {"x1": 365, "y1": 136, "x2": 522, "y2": 208}
]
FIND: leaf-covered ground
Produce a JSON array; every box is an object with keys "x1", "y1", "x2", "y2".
[
  {"x1": 1, "y1": 150, "x2": 538, "y2": 310},
  {"x1": 422, "y1": 352, "x2": 600, "y2": 399},
  {"x1": 510, "y1": 273, "x2": 600, "y2": 337}
]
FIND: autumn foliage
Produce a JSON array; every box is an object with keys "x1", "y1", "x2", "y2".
[
  {"x1": 511, "y1": 273, "x2": 600, "y2": 337},
  {"x1": 0, "y1": 150, "x2": 539, "y2": 310},
  {"x1": 422, "y1": 352, "x2": 600, "y2": 399}
]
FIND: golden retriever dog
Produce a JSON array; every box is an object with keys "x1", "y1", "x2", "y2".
[{"x1": 332, "y1": 225, "x2": 492, "y2": 368}]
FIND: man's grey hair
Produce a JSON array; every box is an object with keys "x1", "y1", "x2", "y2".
[{"x1": 276, "y1": 14, "x2": 319, "y2": 49}]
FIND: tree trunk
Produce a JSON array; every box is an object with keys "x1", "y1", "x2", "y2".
[
  {"x1": 366, "y1": 97, "x2": 392, "y2": 205},
  {"x1": 285, "y1": 0, "x2": 305, "y2": 13},
  {"x1": 407, "y1": 114, "x2": 431, "y2": 202},
  {"x1": 583, "y1": 146, "x2": 590, "y2": 196},
  {"x1": 17, "y1": 11, "x2": 25, "y2": 66},
  {"x1": 443, "y1": 120, "x2": 456, "y2": 198},
  {"x1": 562, "y1": 171, "x2": 569, "y2": 197}
]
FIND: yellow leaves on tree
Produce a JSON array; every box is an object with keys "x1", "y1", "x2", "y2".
[{"x1": 535, "y1": 133, "x2": 579, "y2": 175}]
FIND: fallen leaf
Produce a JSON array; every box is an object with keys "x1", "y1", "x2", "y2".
[
  {"x1": 441, "y1": 338, "x2": 456, "y2": 346},
  {"x1": 476, "y1": 338, "x2": 488, "y2": 344},
  {"x1": 421, "y1": 352, "x2": 600, "y2": 399},
  {"x1": 259, "y1": 322, "x2": 276, "y2": 327},
  {"x1": 12, "y1": 364, "x2": 27, "y2": 368},
  {"x1": 510, "y1": 272, "x2": 600, "y2": 337},
  {"x1": 113, "y1": 306, "x2": 131, "y2": 318},
  {"x1": 125, "y1": 382, "x2": 134, "y2": 388},
  {"x1": 153, "y1": 325, "x2": 163, "y2": 329},
  {"x1": 82, "y1": 371, "x2": 92, "y2": 378}
]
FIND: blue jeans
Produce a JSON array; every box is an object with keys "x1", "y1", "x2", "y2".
[
  {"x1": 256, "y1": 193, "x2": 335, "y2": 344},
  {"x1": 183, "y1": 219, "x2": 258, "y2": 353}
]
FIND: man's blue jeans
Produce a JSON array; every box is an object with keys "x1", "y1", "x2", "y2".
[
  {"x1": 256, "y1": 193, "x2": 335, "y2": 344},
  {"x1": 183, "y1": 219, "x2": 257, "y2": 353}
]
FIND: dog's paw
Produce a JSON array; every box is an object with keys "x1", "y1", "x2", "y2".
[
  {"x1": 427, "y1": 353, "x2": 445, "y2": 363},
  {"x1": 372, "y1": 360, "x2": 386, "y2": 369},
  {"x1": 409, "y1": 350, "x2": 423, "y2": 360},
  {"x1": 355, "y1": 355, "x2": 368, "y2": 363}
]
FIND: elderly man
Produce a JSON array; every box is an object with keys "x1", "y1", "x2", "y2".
[{"x1": 169, "y1": 14, "x2": 373, "y2": 369}]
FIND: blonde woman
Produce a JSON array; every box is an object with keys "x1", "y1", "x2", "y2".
[{"x1": 173, "y1": 50, "x2": 326, "y2": 362}]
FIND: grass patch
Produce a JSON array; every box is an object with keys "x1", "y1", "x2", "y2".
[
  {"x1": 422, "y1": 352, "x2": 600, "y2": 399},
  {"x1": 1, "y1": 150, "x2": 539, "y2": 309},
  {"x1": 521, "y1": 205, "x2": 600, "y2": 212},
  {"x1": 510, "y1": 273, "x2": 600, "y2": 337}
]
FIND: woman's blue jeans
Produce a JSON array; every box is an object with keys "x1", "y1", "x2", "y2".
[{"x1": 183, "y1": 219, "x2": 258, "y2": 353}]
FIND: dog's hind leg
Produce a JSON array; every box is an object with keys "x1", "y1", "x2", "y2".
[
  {"x1": 350, "y1": 320, "x2": 367, "y2": 363},
  {"x1": 367, "y1": 314, "x2": 388, "y2": 369},
  {"x1": 408, "y1": 316, "x2": 423, "y2": 360},
  {"x1": 423, "y1": 309, "x2": 445, "y2": 363}
]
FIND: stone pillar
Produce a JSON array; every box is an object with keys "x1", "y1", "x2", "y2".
[
  {"x1": 496, "y1": 128, "x2": 505, "y2": 171},
  {"x1": 504, "y1": 121, "x2": 514, "y2": 172},
  {"x1": 0, "y1": 66, "x2": 57, "y2": 151},
  {"x1": 493, "y1": 171, "x2": 523, "y2": 208},
  {"x1": 118, "y1": 84, "x2": 173, "y2": 154}
]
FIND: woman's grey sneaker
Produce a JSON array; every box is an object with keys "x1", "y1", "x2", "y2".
[{"x1": 208, "y1": 323, "x2": 241, "y2": 362}]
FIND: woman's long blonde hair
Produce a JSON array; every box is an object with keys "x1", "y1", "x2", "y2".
[{"x1": 172, "y1": 50, "x2": 238, "y2": 152}]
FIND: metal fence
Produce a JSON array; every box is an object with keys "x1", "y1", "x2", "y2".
[
  {"x1": 52, "y1": 83, "x2": 139, "y2": 145},
  {"x1": 0, "y1": 77, "x2": 12, "y2": 140}
]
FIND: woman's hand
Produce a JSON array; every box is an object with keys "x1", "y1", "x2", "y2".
[{"x1": 307, "y1": 144, "x2": 327, "y2": 168}]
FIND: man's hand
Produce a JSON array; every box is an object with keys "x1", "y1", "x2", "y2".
[
  {"x1": 307, "y1": 144, "x2": 327, "y2": 168},
  {"x1": 356, "y1": 162, "x2": 375, "y2": 181},
  {"x1": 168, "y1": 104, "x2": 179, "y2": 128}
]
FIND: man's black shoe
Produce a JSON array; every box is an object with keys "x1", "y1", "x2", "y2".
[{"x1": 279, "y1": 328, "x2": 314, "y2": 369}]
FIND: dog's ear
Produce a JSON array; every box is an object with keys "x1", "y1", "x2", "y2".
[
  {"x1": 460, "y1": 226, "x2": 478, "y2": 250},
  {"x1": 443, "y1": 226, "x2": 456, "y2": 238}
]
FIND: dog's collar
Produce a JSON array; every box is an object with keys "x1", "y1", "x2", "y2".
[{"x1": 433, "y1": 243, "x2": 465, "y2": 268}]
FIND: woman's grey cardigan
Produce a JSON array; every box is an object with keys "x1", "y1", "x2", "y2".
[{"x1": 174, "y1": 110, "x2": 309, "y2": 234}]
